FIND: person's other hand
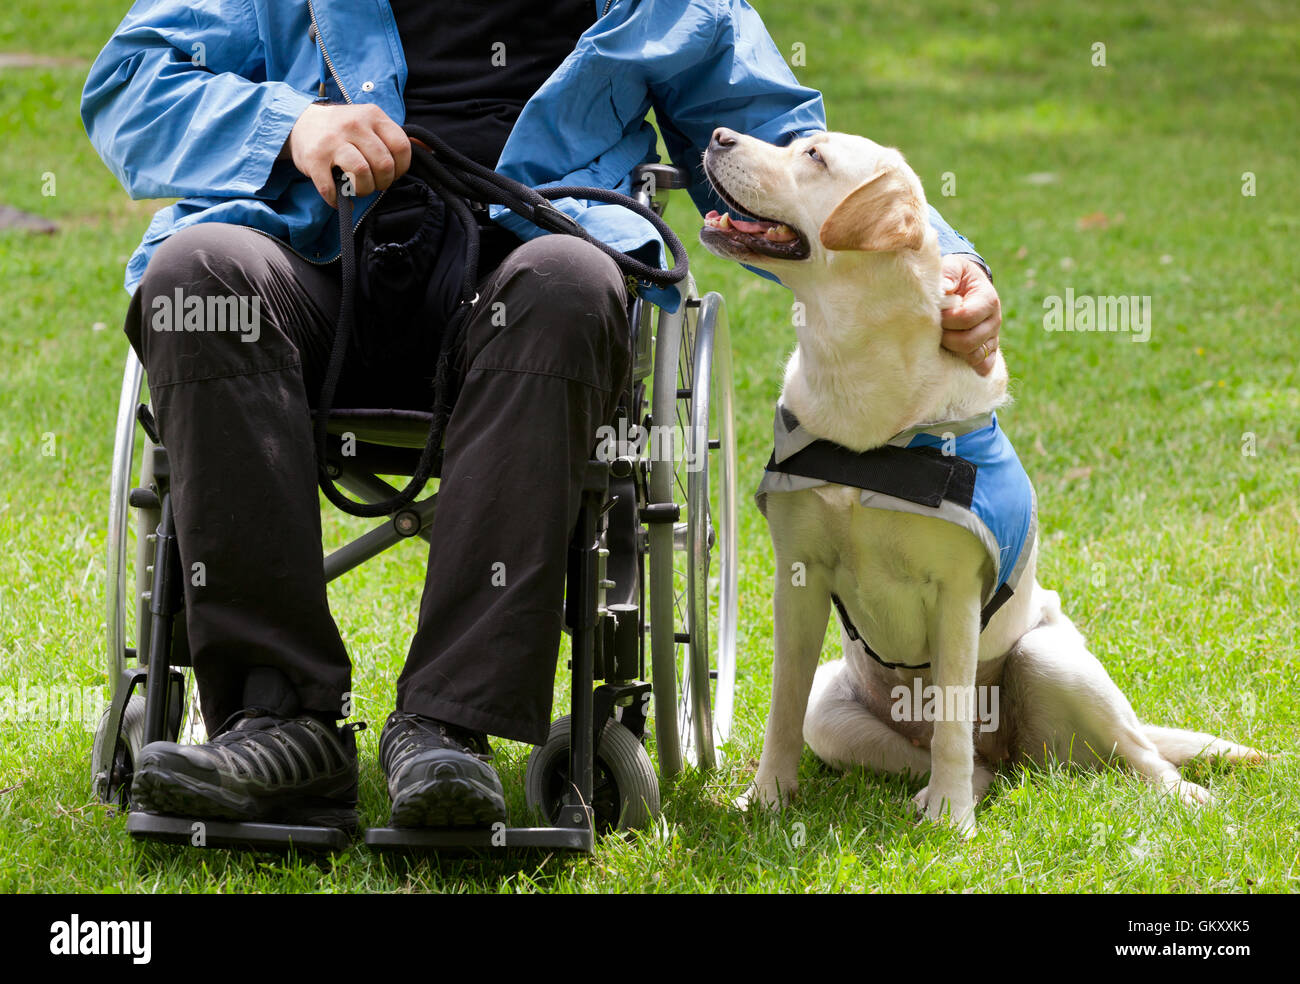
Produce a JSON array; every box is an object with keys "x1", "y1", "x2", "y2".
[
  {"x1": 940, "y1": 255, "x2": 1002, "y2": 376},
  {"x1": 284, "y1": 103, "x2": 411, "y2": 207}
]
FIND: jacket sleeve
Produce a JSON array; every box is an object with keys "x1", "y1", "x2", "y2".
[
  {"x1": 646, "y1": 0, "x2": 824, "y2": 220},
  {"x1": 929, "y1": 205, "x2": 990, "y2": 275},
  {"x1": 648, "y1": 0, "x2": 989, "y2": 273},
  {"x1": 80, "y1": 0, "x2": 314, "y2": 201}
]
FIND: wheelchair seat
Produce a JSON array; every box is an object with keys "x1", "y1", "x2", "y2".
[{"x1": 320, "y1": 408, "x2": 435, "y2": 449}]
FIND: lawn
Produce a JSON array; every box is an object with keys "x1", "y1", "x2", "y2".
[{"x1": 0, "y1": 0, "x2": 1296, "y2": 893}]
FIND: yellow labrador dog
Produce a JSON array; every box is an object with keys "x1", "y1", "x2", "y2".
[{"x1": 699, "y1": 127, "x2": 1269, "y2": 835}]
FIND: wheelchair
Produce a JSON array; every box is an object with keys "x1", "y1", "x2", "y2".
[{"x1": 91, "y1": 163, "x2": 739, "y2": 854}]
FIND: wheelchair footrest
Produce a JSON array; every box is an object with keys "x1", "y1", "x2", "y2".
[
  {"x1": 126, "y1": 811, "x2": 351, "y2": 853},
  {"x1": 363, "y1": 825, "x2": 593, "y2": 854}
]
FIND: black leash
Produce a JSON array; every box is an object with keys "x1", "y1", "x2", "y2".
[{"x1": 316, "y1": 124, "x2": 690, "y2": 518}]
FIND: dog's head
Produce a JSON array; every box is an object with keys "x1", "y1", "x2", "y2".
[{"x1": 699, "y1": 129, "x2": 934, "y2": 289}]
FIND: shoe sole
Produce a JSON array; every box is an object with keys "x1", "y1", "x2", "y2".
[
  {"x1": 389, "y1": 761, "x2": 507, "y2": 828},
  {"x1": 132, "y1": 767, "x2": 359, "y2": 832}
]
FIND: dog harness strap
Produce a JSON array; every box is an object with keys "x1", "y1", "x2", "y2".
[
  {"x1": 769, "y1": 441, "x2": 976, "y2": 509},
  {"x1": 979, "y1": 582, "x2": 1014, "y2": 629},
  {"x1": 829, "y1": 580, "x2": 1015, "y2": 672},
  {"x1": 829, "y1": 593, "x2": 931, "y2": 670}
]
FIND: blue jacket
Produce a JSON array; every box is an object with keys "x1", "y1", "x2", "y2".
[{"x1": 81, "y1": 0, "x2": 985, "y2": 308}]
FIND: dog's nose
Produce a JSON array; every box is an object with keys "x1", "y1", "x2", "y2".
[{"x1": 711, "y1": 127, "x2": 738, "y2": 150}]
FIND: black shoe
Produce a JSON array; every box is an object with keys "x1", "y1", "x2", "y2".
[
  {"x1": 130, "y1": 710, "x2": 362, "y2": 831},
  {"x1": 379, "y1": 711, "x2": 507, "y2": 828}
]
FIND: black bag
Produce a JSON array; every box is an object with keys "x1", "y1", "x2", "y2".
[{"x1": 354, "y1": 173, "x2": 467, "y2": 369}]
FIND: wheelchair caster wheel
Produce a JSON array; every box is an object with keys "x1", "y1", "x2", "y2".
[
  {"x1": 525, "y1": 715, "x2": 660, "y2": 833},
  {"x1": 92, "y1": 694, "x2": 147, "y2": 808}
]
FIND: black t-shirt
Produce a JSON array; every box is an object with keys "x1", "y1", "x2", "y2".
[{"x1": 390, "y1": 0, "x2": 596, "y2": 170}]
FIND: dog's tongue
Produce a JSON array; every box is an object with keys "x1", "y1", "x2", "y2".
[
  {"x1": 705, "y1": 208, "x2": 768, "y2": 232},
  {"x1": 729, "y1": 215, "x2": 771, "y2": 234},
  {"x1": 705, "y1": 210, "x2": 799, "y2": 243}
]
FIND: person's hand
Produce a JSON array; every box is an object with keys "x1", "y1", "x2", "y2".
[
  {"x1": 284, "y1": 103, "x2": 411, "y2": 207},
  {"x1": 939, "y1": 254, "x2": 1002, "y2": 376}
]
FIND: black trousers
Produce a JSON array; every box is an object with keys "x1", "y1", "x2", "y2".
[{"x1": 124, "y1": 221, "x2": 630, "y2": 745}]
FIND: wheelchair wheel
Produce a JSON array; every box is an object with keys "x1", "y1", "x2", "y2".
[
  {"x1": 98, "y1": 352, "x2": 203, "y2": 804},
  {"x1": 525, "y1": 715, "x2": 660, "y2": 832},
  {"x1": 91, "y1": 694, "x2": 146, "y2": 807},
  {"x1": 647, "y1": 285, "x2": 738, "y2": 776}
]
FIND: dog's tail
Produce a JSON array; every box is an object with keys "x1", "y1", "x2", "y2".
[{"x1": 1142, "y1": 725, "x2": 1275, "y2": 766}]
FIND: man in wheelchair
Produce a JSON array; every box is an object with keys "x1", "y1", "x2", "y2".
[{"x1": 82, "y1": 0, "x2": 1001, "y2": 837}]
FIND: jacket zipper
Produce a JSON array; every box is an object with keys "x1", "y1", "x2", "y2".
[
  {"x1": 308, "y1": 0, "x2": 353, "y2": 105},
  {"x1": 257, "y1": 0, "x2": 384, "y2": 265}
]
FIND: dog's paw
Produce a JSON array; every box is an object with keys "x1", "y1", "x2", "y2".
[
  {"x1": 1170, "y1": 778, "x2": 1214, "y2": 808},
  {"x1": 1240, "y1": 747, "x2": 1278, "y2": 765},
  {"x1": 914, "y1": 784, "x2": 977, "y2": 839},
  {"x1": 736, "y1": 776, "x2": 796, "y2": 811}
]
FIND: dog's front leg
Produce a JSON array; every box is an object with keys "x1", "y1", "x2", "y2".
[
  {"x1": 914, "y1": 580, "x2": 982, "y2": 837},
  {"x1": 743, "y1": 574, "x2": 831, "y2": 809}
]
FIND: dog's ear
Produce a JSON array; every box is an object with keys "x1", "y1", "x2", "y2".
[{"x1": 818, "y1": 166, "x2": 925, "y2": 253}]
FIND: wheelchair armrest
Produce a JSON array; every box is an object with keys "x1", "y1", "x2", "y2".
[{"x1": 632, "y1": 163, "x2": 690, "y2": 194}]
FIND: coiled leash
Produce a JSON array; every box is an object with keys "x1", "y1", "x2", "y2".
[{"x1": 315, "y1": 123, "x2": 690, "y2": 518}]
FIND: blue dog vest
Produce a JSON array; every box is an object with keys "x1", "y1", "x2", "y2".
[{"x1": 756, "y1": 406, "x2": 1037, "y2": 669}]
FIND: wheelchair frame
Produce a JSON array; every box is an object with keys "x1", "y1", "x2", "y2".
[{"x1": 93, "y1": 164, "x2": 738, "y2": 854}]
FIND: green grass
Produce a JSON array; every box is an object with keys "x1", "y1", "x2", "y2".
[{"x1": 1, "y1": 0, "x2": 1297, "y2": 893}]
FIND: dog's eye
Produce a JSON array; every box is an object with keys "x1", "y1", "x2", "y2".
[{"x1": 806, "y1": 146, "x2": 826, "y2": 166}]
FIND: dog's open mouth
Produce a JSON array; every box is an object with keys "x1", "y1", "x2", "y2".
[{"x1": 701, "y1": 163, "x2": 810, "y2": 261}]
